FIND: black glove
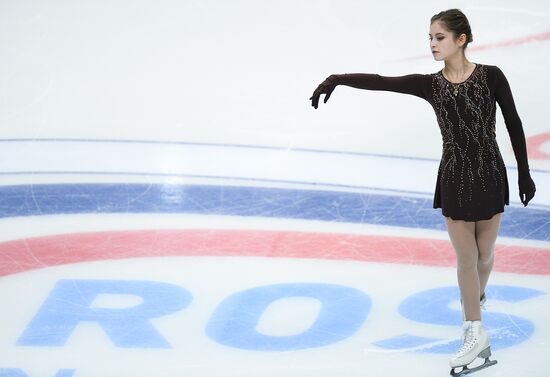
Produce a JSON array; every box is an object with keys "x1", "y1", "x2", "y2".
[
  {"x1": 518, "y1": 172, "x2": 536, "y2": 206},
  {"x1": 309, "y1": 74, "x2": 340, "y2": 109}
]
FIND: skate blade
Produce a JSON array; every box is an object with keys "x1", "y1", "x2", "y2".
[{"x1": 450, "y1": 358, "x2": 498, "y2": 376}]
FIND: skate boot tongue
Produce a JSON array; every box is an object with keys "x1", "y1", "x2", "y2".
[{"x1": 461, "y1": 320, "x2": 473, "y2": 341}]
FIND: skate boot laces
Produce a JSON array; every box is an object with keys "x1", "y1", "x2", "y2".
[{"x1": 457, "y1": 322, "x2": 478, "y2": 357}]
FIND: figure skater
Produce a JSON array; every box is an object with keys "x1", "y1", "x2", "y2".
[{"x1": 309, "y1": 8, "x2": 536, "y2": 376}]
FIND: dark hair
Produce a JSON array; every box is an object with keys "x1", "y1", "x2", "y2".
[{"x1": 431, "y1": 9, "x2": 473, "y2": 51}]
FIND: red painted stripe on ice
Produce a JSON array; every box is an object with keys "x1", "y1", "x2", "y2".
[
  {"x1": 401, "y1": 31, "x2": 550, "y2": 61},
  {"x1": 0, "y1": 230, "x2": 548, "y2": 277},
  {"x1": 527, "y1": 132, "x2": 550, "y2": 160},
  {"x1": 467, "y1": 31, "x2": 550, "y2": 52}
]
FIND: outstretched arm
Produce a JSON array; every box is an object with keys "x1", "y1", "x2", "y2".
[
  {"x1": 494, "y1": 66, "x2": 536, "y2": 206},
  {"x1": 336, "y1": 72, "x2": 430, "y2": 99},
  {"x1": 309, "y1": 72, "x2": 430, "y2": 109}
]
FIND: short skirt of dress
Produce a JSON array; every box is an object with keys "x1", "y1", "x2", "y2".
[{"x1": 433, "y1": 165, "x2": 510, "y2": 222}]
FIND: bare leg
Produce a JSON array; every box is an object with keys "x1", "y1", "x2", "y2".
[
  {"x1": 445, "y1": 216, "x2": 480, "y2": 321},
  {"x1": 475, "y1": 213, "x2": 502, "y2": 297}
]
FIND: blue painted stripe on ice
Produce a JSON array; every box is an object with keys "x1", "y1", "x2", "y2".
[
  {"x1": 0, "y1": 138, "x2": 441, "y2": 163},
  {"x1": 0, "y1": 184, "x2": 548, "y2": 241}
]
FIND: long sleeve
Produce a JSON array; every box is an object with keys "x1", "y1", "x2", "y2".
[
  {"x1": 494, "y1": 66, "x2": 530, "y2": 176},
  {"x1": 335, "y1": 73, "x2": 431, "y2": 101}
]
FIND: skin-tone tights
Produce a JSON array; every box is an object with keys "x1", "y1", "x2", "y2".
[{"x1": 445, "y1": 213, "x2": 502, "y2": 320}]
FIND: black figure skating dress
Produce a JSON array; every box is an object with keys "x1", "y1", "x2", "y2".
[{"x1": 333, "y1": 63, "x2": 531, "y2": 221}]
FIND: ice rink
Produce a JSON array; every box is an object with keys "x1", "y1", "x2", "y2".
[{"x1": 1, "y1": 1, "x2": 549, "y2": 376}]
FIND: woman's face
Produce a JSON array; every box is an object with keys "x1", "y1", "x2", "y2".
[{"x1": 429, "y1": 21, "x2": 465, "y2": 61}]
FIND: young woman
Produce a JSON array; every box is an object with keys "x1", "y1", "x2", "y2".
[{"x1": 309, "y1": 8, "x2": 536, "y2": 375}]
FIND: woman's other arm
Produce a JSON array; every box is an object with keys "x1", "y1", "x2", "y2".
[{"x1": 494, "y1": 66, "x2": 536, "y2": 206}]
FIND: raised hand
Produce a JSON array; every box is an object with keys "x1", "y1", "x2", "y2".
[{"x1": 309, "y1": 74, "x2": 340, "y2": 109}]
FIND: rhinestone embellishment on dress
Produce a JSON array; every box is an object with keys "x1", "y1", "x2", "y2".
[{"x1": 431, "y1": 64, "x2": 506, "y2": 209}]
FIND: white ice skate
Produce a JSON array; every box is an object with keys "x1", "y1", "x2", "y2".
[
  {"x1": 480, "y1": 292, "x2": 487, "y2": 309},
  {"x1": 449, "y1": 320, "x2": 497, "y2": 376}
]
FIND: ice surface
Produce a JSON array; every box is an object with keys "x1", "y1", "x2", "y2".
[{"x1": 0, "y1": 1, "x2": 549, "y2": 376}]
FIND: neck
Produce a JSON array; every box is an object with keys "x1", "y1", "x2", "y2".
[{"x1": 443, "y1": 55, "x2": 473, "y2": 78}]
